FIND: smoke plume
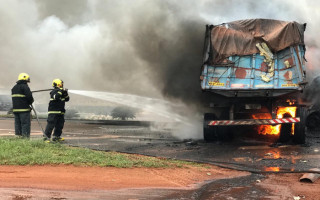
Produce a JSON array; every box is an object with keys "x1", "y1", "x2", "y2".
[
  {"x1": 1, "y1": 0, "x2": 319, "y2": 100},
  {"x1": 1, "y1": 0, "x2": 320, "y2": 139}
]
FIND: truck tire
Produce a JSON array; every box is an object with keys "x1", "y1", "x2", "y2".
[
  {"x1": 306, "y1": 111, "x2": 320, "y2": 130},
  {"x1": 293, "y1": 107, "x2": 306, "y2": 144},
  {"x1": 203, "y1": 113, "x2": 218, "y2": 142}
]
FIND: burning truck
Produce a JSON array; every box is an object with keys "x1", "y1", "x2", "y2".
[{"x1": 200, "y1": 19, "x2": 307, "y2": 144}]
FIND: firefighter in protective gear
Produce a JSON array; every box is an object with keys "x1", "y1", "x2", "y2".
[
  {"x1": 11, "y1": 73, "x2": 34, "y2": 138},
  {"x1": 44, "y1": 79, "x2": 70, "y2": 142}
]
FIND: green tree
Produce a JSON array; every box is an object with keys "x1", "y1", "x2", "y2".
[{"x1": 111, "y1": 106, "x2": 137, "y2": 120}]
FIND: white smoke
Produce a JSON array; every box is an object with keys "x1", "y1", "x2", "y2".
[
  {"x1": 1, "y1": 0, "x2": 320, "y2": 139},
  {"x1": 1, "y1": 0, "x2": 319, "y2": 90}
]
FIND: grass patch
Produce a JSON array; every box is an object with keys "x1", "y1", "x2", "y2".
[
  {"x1": 0, "y1": 114, "x2": 14, "y2": 118},
  {"x1": 0, "y1": 137, "x2": 201, "y2": 168}
]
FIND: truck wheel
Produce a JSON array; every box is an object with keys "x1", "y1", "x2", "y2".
[
  {"x1": 306, "y1": 111, "x2": 320, "y2": 130},
  {"x1": 293, "y1": 107, "x2": 307, "y2": 144},
  {"x1": 203, "y1": 113, "x2": 218, "y2": 142}
]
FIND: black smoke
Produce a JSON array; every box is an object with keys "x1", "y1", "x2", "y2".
[{"x1": 1, "y1": 0, "x2": 319, "y2": 110}]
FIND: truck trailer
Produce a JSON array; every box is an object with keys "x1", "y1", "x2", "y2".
[{"x1": 200, "y1": 19, "x2": 307, "y2": 144}]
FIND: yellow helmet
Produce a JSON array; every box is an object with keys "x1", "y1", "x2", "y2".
[
  {"x1": 52, "y1": 79, "x2": 63, "y2": 88},
  {"x1": 18, "y1": 73, "x2": 30, "y2": 82}
]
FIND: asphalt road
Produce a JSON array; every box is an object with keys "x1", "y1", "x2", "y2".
[{"x1": 56, "y1": 119, "x2": 320, "y2": 174}]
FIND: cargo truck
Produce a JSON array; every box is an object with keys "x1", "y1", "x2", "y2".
[{"x1": 200, "y1": 19, "x2": 307, "y2": 144}]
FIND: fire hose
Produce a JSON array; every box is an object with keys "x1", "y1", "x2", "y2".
[
  {"x1": 31, "y1": 89, "x2": 52, "y2": 93},
  {"x1": 31, "y1": 104, "x2": 45, "y2": 136},
  {"x1": 30, "y1": 89, "x2": 52, "y2": 137}
]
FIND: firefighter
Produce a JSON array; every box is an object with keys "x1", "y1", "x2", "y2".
[
  {"x1": 11, "y1": 73, "x2": 34, "y2": 138},
  {"x1": 44, "y1": 79, "x2": 69, "y2": 142}
]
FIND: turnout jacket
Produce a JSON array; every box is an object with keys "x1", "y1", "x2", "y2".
[
  {"x1": 11, "y1": 80, "x2": 34, "y2": 113},
  {"x1": 48, "y1": 87, "x2": 70, "y2": 114}
]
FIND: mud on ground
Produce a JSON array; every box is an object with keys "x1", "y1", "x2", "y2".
[{"x1": 0, "y1": 119, "x2": 319, "y2": 199}]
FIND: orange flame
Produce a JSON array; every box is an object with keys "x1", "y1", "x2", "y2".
[
  {"x1": 252, "y1": 106, "x2": 297, "y2": 135},
  {"x1": 265, "y1": 151, "x2": 280, "y2": 159},
  {"x1": 264, "y1": 167, "x2": 280, "y2": 172},
  {"x1": 286, "y1": 99, "x2": 296, "y2": 106}
]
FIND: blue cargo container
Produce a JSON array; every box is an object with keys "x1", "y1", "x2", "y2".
[
  {"x1": 201, "y1": 45, "x2": 306, "y2": 96},
  {"x1": 200, "y1": 19, "x2": 308, "y2": 144}
]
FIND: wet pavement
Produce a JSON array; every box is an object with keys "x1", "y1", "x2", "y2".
[
  {"x1": 59, "y1": 120, "x2": 320, "y2": 175},
  {"x1": 163, "y1": 174, "x2": 269, "y2": 200},
  {"x1": 63, "y1": 119, "x2": 320, "y2": 199},
  {"x1": 1, "y1": 118, "x2": 320, "y2": 199}
]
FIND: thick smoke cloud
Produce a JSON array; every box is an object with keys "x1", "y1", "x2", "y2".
[
  {"x1": 1, "y1": 0, "x2": 320, "y2": 107},
  {"x1": 1, "y1": 0, "x2": 320, "y2": 139}
]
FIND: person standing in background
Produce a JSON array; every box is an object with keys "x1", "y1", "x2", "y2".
[{"x1": 11, "y1": 73, "x2": 34, "y2": 138}]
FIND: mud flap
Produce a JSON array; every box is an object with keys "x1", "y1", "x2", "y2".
[
  {"x1": 203, "y1": 113, "x2": 218, "y2": 142},
  {"x1": 217, "y1": 126, "x2": 233, "y2": 142},
  {"x1": 279, "y1": 124, "x2": 292, "y2": 143},
  {"x1": 293, "y1": 107, "x2": 306, "y2": 144},
  {"x1": 278, "y1": 112, "x2": 292, "y2": 143},
  {"x1": 217, "y1": 109, "x2": 233, "y2": 142}
]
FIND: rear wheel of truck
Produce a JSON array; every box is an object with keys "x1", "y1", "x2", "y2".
[
  {"x1": 293, "y1": 107, "x2": 307, "y2": 144},
  {"x1": 203, "y1": 113, "x2": 218, "y2": 142},
  {"x1": 306, "y1": 111, "x2": 320, "y2": 130}
]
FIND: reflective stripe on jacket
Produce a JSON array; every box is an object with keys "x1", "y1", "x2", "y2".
[
  {"x1": 47, "y1": 87, "x2": 69, "y2": 114},
  {"x1": 11, "y1": 80, "x2": 34, "y2": 113}
]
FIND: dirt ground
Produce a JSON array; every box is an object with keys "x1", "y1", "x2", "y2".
[
  {"x1": 0, "y1": 164, "x2": 249, "y2": 199},
  {"x1": 0, "y1": 164, "x2": 242, "y2": 191},
  {"x1": 0, "y1": 165, "x2": 319, "y2": 199},
  {"x1": 261, "y1": 173, "x2": 320, "y2": 200}
]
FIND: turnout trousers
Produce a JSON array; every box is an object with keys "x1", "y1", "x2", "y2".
[
  {"x1": 44, "y1": 114, "x2": 65, "y2": 139},
  {"x1": 14, "y1": 112, "x2": 31, "y2": 138}
]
